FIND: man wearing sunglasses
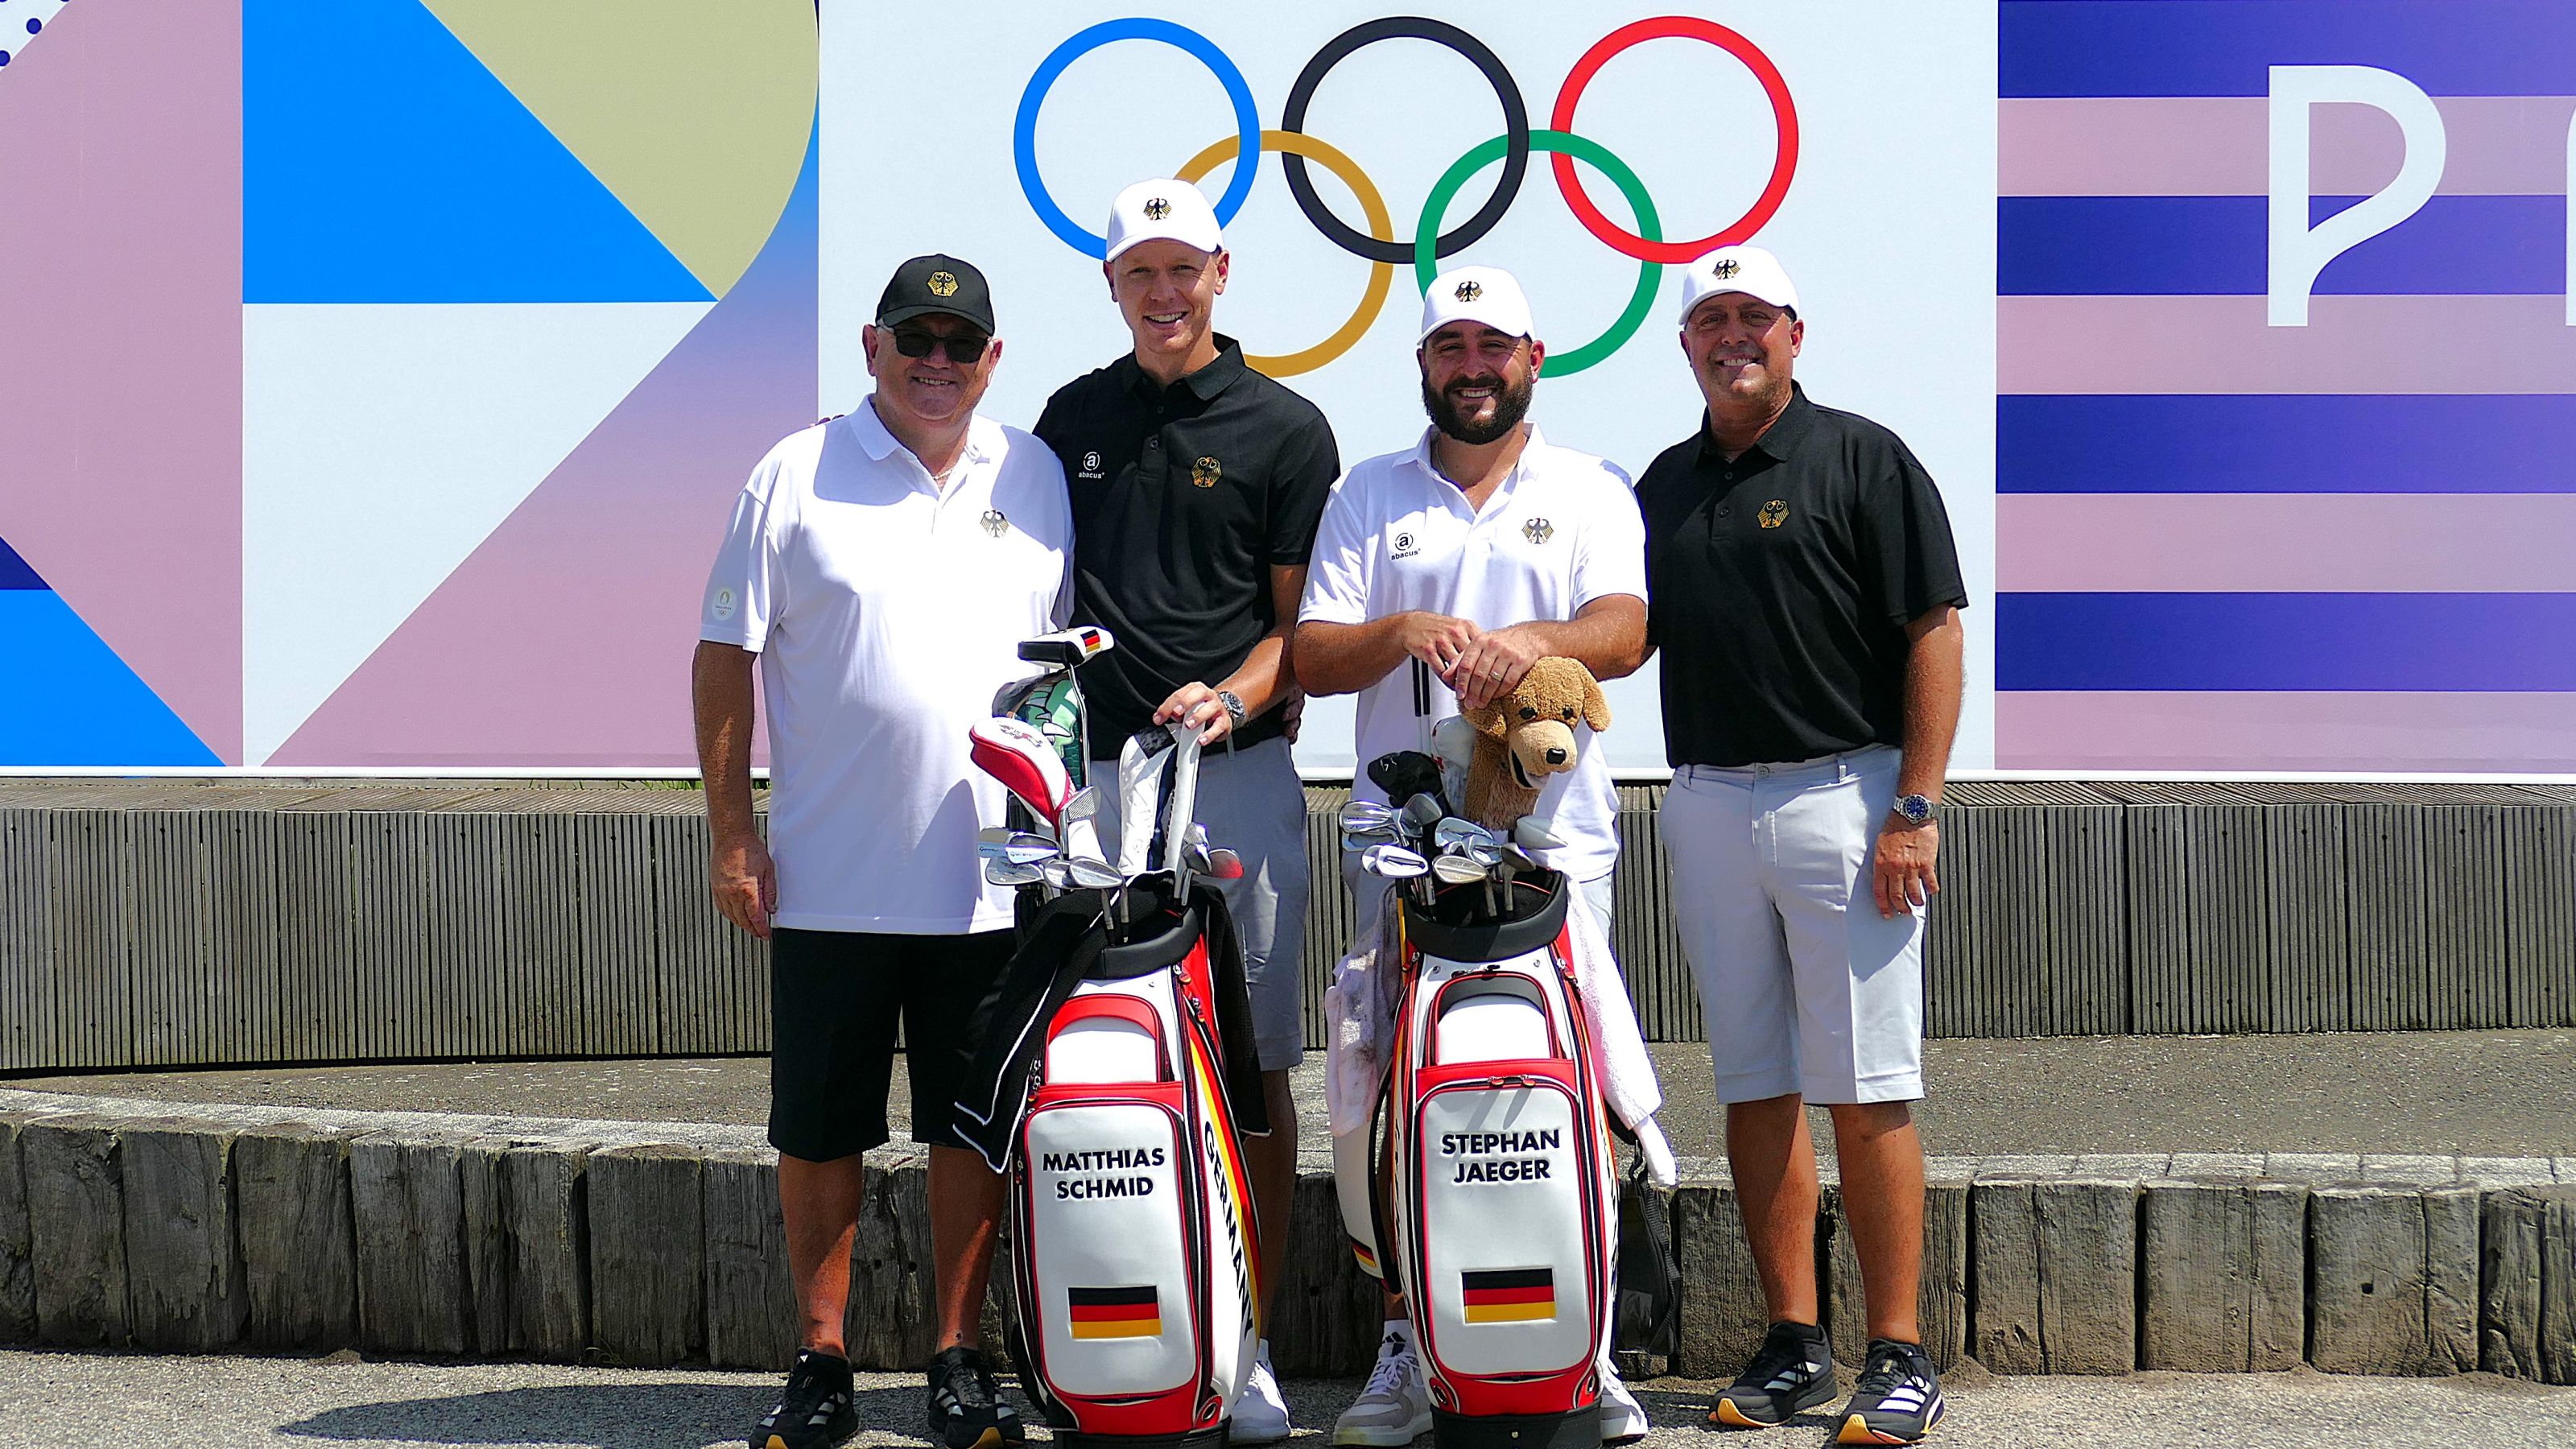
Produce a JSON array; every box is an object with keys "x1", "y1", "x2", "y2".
[
  {"x1": 1032, "y1": 178, "x2": 1341, "y2": 1443},
  {"x1": 695, "y1": 254, "x2": 1071, "y2": 1449}
]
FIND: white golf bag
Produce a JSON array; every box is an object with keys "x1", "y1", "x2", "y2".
[
  {"x1": 960, "y1": 725, "x2": 1265, "y2": 1449},
  {"x1": 1340, "y1": 872, "x2": 1620, "y2": 1449}
]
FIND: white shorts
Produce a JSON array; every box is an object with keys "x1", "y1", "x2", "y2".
[{"x1": 1661, "y1": 745, "x2": 1926, "y2": 1105}]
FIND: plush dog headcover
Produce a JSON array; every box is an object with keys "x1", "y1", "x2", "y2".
[{"x1": 1457, "y1": 657, "x2": 1612, "y2": 830}]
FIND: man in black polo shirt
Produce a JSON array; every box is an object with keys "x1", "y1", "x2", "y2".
[
  {"x1": 1637, "y1": 246, "x2": 1966, "y2": 1446},
  {"x1": 1032, "y1": 176, "x2": 1339, "y2": 1443}
]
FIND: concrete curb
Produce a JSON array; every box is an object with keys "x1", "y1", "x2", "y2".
[{"x1": 2, "y1": 1091, "x2": 2571, "y2": 1381}]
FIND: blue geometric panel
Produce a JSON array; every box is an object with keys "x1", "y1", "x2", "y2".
[
  {"x1": 0, "y1": 540, "x2": 220, "y2": 766},
  {"x1": 244, "y1": 0, "x2": 711, "y2": 303}
]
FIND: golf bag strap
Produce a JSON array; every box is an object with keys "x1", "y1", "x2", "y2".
[
  {"x1": 952, "y1": 891, "x2": 1114, "y2": 1170},
  {"x1": 1198, "y1": 882, "x2": 1271, "y2": 1137}
]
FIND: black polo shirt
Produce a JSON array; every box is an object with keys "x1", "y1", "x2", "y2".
[
  {"x1": 1034, "y1": 336, "x2": 1340, "y2": 756},
  {"x1": 1637, "y1": 383, "x2": 1967, "y2": 768}
]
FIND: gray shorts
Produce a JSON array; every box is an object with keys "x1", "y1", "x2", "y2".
[
  {"x1": 1663, "y1": 745, "x2": 1926, "y2": 1105},
  {"x1": 1088, "y1": 736, "x2": 1309, "y2": 1071}
]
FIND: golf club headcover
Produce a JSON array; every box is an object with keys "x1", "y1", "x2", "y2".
[{"x1": 971, "y1": 716, "x2": 1072, "y2": 828}]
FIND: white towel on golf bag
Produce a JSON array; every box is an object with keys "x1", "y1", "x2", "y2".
[
  {"x1": 1323, "y1": 886, "x2": 1677, "y2": 1187},
  {"x1": 1565, "y1": 889, "x2": 1678, "y2": 1188}
]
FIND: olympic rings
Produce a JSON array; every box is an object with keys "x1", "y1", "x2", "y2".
[
  {"x1": 1278, "y1": 18, "x2": 1529, "y2": 266},
  {"x1": 1010, "y1": 15, "x2": 1802, "y2": 369},
  {"x1": 1415, "y1": 131, "x2": 1662, "y2": 378},
  {"x1": 1013, "y1": 19, "x2": 1261, "y2": 258},
  {"x1": 1550, "y1": 18, "x2": 1798, "y2": 263},
  {"x1": 1178, "y1": 130, "x2": 1396, "y2": 378}
]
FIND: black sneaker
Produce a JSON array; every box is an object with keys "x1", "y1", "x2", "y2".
[
  {"x1": 1835, "y1": 1338, "x2": 1944, "y2": 1445},
  {"x1": 1708, "y1": 1320, "x2": 1835, "y2": 1429},
  {"x1": 927, "y1": 1344, "x2": 1026, "y2": 1449},
  {"x1": 753, "y1": 1348, "x2": 857, "y2": 1449}
]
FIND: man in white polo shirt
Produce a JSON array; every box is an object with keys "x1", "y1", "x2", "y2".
[
  {"x1": 1294, "y1": 266, "x2": 1649, "y2": 1445},
  {"x1": 693, "y1": 254, "x2": 1069, "y2": 1449}
]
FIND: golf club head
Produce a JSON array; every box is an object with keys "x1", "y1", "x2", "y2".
[
  {"x1": 1338, "y1": 800, "x2": 1400, "y2": 832},
  {"x1": 1368, "y1": 750, "x2": 1447, "y2": 815},
  {"x1": 1466, "y1": 841, "x2": 1505, "y2": 868},
  {"x1": 1434, "y1": 818, "x2": 1496, "y2": 852},
  {"x1": 975, "y1": 831, "x2": 1060, "y2": 866},
  {"x1": 984, "y1": 858, "x2": 1045, "y2": 887},
  {"x1": 968, "y1": 716, "x2": 1072, "y2": 826},
  {"x1": 1513, "y1": 815, "x2": 1567, "y2": 851},
  {"x1": 1342, "y1": 828, "x2": 1399, "y2": 852},
  {"x1": 1062, "y1": 786, "x2": 1100, "y2": 820},
  {"x1": 1038, "y1": 858, "x2": 1080, "y2": 890},
  {"x1": 1060, "y1": 857, "x2": 1123, "y2": 890},
  {"x1": 1430, "y1": 852, "x2": 1489, "y2": 885},
  {"x1": 1403, "y1": 794, "x2": 1446, "y2": 834},
  {"x1": 1204, "y1": 847, "x2": 1245, "y2": 880},
  {"x1": 1497, "y1": 842, "x2": 1541, "y2": 873},
  {"x1": 1360, "y1": 844, "x2": 1429, "y2": 880},
  {"x1": 1016, "y1": 625, "x2": 1116, "y2": 669}
]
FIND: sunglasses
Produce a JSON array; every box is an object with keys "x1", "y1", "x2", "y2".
[{"x1": 886, "y1": 326, "x2": 991, "y2": 364}]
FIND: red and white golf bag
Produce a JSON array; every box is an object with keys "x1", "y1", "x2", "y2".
[
  {"x1": 958, "y1": 724, "x2": 1265, "y2": 1449},
  {"x1": 1340, "y1": 873, "x2": 1620, "y2": 1449}
]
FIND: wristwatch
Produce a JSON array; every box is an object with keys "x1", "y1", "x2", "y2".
[
  {"x1": 1215, "y1": 689, "x2": 1247, "y2": 730},
  {"x1": 1892, "y1": 793, "x2": 1938, "y2": 827}
]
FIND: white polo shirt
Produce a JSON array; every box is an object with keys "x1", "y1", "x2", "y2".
[
  {"x1": 1298, "y1": 423, "x2": 1648, "y2": 885},
  {"x1": 700, "y1": 398, "x2": 1071, "y2": 934}
]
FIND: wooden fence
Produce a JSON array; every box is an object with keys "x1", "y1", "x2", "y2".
[{"x1": 2, "y1": 778, "x2": 2570, "y2": 1072}]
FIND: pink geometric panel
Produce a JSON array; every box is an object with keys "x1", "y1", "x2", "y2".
[
  {"x1": 0, "y1": 0, "x2": 243, "y2": 762},
  {"x1": 269, "y1": 132, "x2": 817, "y2": 768}
]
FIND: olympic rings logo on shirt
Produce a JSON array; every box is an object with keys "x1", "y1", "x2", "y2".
[{"x1": 1011, "y1": 15, "x2": 1799, "y2": 378}]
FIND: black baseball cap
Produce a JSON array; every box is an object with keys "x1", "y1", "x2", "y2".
[{"x1": 876, "y1": 254, "x2": 994, "y2": 333}]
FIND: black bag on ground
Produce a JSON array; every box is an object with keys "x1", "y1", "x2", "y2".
[{"x1": 1614, "y1": 1152, "x2": 1679, "y2": 1356}]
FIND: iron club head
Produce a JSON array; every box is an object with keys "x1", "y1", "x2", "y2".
[{"x1": 1360, "y1": 844, "x2": 1429, "y2": 880}]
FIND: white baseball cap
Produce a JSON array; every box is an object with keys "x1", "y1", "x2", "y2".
[
  {"x1": 1418, "y1": 265, "x2": 1535, "y2": 343},
  {"x1": 1104, "y1": 178, "x2": 1223, "y2": 264},
  {"x1": 1677, "y1": 245, "x2": 1800, "y2": 325}
]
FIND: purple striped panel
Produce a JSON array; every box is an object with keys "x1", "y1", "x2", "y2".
[
  {"x1": 1998, "y1": 295, "x2": 2576, "y2": 395},
  {"x1": 1996, "y1": 691, "x2": 2576, "y2": 773},
  {"x1": 1999, "y1": 494, "x2": 2576, "y2": 592},
  {"x1": 2000, "y1": 97, "x2": 2576, "y2": 198}
]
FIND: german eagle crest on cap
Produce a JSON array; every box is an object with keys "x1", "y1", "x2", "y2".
[
  {"x1": 927, "y1": 270, "x2": 959, "y2": 298},
  {"x1": 1455, "y1": 279, "x2": 1483, "y2": 302},
  {"x1": 1712, "y1": 258, "x2": 1740, "y2": 280},
  {"x1": 1144, "y1": 197, "x2": 1171, "y2": 221}
]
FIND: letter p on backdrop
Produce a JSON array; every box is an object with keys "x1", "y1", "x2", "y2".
[{"x1": 2268, "y1": 64, "x2": 2446, "y2": 326}]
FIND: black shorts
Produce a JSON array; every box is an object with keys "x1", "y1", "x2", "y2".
[{"x1": 767, "y1": 927, "x2": 1015, "y2": 1162}]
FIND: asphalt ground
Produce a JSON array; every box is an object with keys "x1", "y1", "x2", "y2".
[
  {"x1": 2, "y1": 1349, "x2": 2571, "y2": 1448},
  {"x1": 14, "y1": 1030, "x2": 2572, "y2": 1160}
]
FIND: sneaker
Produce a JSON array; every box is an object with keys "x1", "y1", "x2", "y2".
[
  {"x1": 753, "y1": 1348, "x2": 857, "y2": 1449},
  {"x1": 1835, "y1": 1339, "x2": 1944, "y2": 1445},
  {"x1": 1596, "y1": 1356, "x2": 1649, "y2": 1444},
  {"x1": 1331, "y1": 1326, "x2": 1433, "y2": 1446},
  {"x1": 1709, "y1": 1320, "x2": 1835, "y2": 1429},
  {"x1": 927, "y1": 1344, "x2": 1027, "y2": 1449},
  {"x1": 1232, "y1": 1338, "x2": 1294, "y2": 1444}
]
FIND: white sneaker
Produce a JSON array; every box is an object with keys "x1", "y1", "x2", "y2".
[
  {"x1": 1333, "y1": 1326, "x2": 1432, "y2": 1446},
  {"x1": 1598, "y1": 1358, "x2": 1649, "y2": 1444},
  {"x1": 1232, "y1": 1340, "x2": 1293, "y2": 1444}
]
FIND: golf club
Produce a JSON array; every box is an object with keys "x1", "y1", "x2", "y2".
[
  {"x1": 969, "y1": 716, "x2": 1072, "y2": 835},
  {"x1": 1360, "y1": 843, "x2": 1428, "y2": 879}
]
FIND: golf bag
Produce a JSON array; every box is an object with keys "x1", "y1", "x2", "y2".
[
  {"x1": 1343, "y1": 869, "x2": 1619, "y2": 1449},
  {"x1": 958, "y1": 724, "x2": 1266, "y2": 1449}
]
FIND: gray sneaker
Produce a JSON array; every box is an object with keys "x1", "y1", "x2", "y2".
[{"x1": 1331, "y1": 1329, "x2": 1433, "y2": 1447}]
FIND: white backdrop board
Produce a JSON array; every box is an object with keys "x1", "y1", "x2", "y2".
[{"x1": 820, "y1": 2, "x2": 1999, "y2": 774}]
